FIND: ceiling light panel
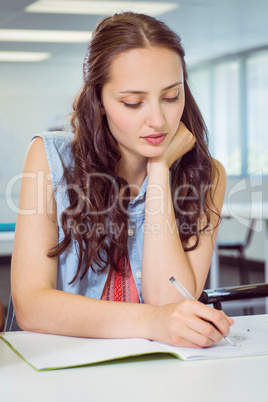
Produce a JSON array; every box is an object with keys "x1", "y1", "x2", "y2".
[
  {"x1": 25, "y1": 1, "x2": 179, "y2": 17},
  {"x1": 0, "y1": 29, "x2": 92, "y2": 43},
  {"x1": 0, "y1": 51, "x2": 51, "y2": 62}
]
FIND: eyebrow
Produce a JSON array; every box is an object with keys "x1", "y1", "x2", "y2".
[{"x1": 119, "y1": 81, "x2": 182, "y2": 95}]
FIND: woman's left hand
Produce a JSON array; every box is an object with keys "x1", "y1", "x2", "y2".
[{"x1": 148, "y1": 121, "x2": 196, "y2": 170}]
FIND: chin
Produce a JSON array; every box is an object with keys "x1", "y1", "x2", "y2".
[{"x1": 143, "y1": 146, "x2": 167, "y2": 158}]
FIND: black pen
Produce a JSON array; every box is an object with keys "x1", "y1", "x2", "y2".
[{"x1": 169, "y1": 276, "x2": 235, "y2": 346}]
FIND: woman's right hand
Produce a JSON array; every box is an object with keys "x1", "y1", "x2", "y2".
[
  {"x1": 147, "y1": 121, "x2": 196, "y2": 172},
  {"x1": 149, "y1": 299, "x2": 234, "y2": 348}
]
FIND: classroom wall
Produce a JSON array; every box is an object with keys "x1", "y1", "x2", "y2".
[
  {"x1": 0, "y1": 61, "x2": 82, "y2": 212},
  {"x1": 0, "y1": 61, "x2": 267, "y2": 261},
  {"x1": 0, "y1": 61, "x2": 83, "y2": 254}
]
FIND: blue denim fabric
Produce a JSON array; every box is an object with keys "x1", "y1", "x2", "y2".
[{"x1": 6, "y1": 131, "x2": 146, "y2": 331}]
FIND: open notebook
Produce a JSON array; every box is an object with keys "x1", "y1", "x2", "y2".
[{"x1": 1, "y1": 314, "x2": 268, "y2": 371}]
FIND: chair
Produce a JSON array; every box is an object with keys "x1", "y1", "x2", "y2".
[
  {"x1": 199, "y1": 283, "x2": 268, "y2": 312},
  {"x1": 217, "y1": 218, "x2": 256, "y2": 285}
]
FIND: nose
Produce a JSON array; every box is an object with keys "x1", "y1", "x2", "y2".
[{"x1": 145, "y1": 102, "x2": 165, "y2": 130}]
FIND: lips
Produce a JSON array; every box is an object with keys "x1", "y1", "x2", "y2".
[{"x1": 142, "y1": 133, "x2": 166, "y2": 145}]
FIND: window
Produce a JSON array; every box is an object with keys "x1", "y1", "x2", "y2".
[
  {"x1": 247, "y1": 52, "x2": 268, "y2": 175},
  {"x1": 189, "y1": 49, "x2": 268, "y2": 176}
]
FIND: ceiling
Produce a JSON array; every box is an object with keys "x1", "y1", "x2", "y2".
[{"x1": 0, "y1": 0, "x2": 268, "y2": 66}]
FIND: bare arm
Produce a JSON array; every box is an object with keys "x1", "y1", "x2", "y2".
[
  {"x1": 12, "y1": 137, "x2": 232, "y2": 348},
  {"x1": 11, "y1": 138, "x2": 154, "y2": 339},
  {"x1": 141, "y1": 122, "x2": 226, "y2": 305}
]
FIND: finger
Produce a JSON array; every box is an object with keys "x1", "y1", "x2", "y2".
[
  {"x1": 178, "y1": 121, "x2": 188, "y2": 132},
  {"x1": 177, "y1": 121, "x2": 195, "y2": 141},
  {"x1": 169, "y1": 326, "x2": 215, "y2": 348},
  {"x1": 183, "y1": 300, "x2": 231, "y2": 337},
  {"x1": 172, "y1": 337, "x2": 212, "y2": 349},
  {"x1": 196, "y1": 305, "x2": 232, "y2": 337},
  {"x1": 199, "y1": 319, "x2": 223, "y2": 343},
  {"x1": 182, "y1": 312, "x2": 223, "y2": 344},
  {"x1": 168, "y1": 336, "x2": 201, "y2": 348},
  {"x1": 170, "y1": 304, "x2": 222, "y2": 347},
  {"x1": 221, "y1": 311, "x2": 235, "y2": 326},
  {"x1": 178, "y1": 325, "x2": 215, "y2": 348}
]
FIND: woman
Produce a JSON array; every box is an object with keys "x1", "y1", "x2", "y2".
[{"x1": 8, "y1": 12, "x2": 233, "y2": 347}]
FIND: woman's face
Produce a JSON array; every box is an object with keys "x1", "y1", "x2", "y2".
[{"x1": 101, "y1": 46, "x2": 185, "y2": 165}]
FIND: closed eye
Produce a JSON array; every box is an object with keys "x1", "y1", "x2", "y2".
[
  {"x1": 121, "y1": 101, "x2": 142, "y2": 109},
  {"x1": 121, "y1": 91, "x2": 179, "y2": 108},
  {"x1": 164, "y1": 94, "x2": 179, "y2": 103}
]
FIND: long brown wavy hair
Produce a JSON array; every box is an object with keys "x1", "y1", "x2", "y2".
[{"x1": 48, "y1": 12, "x2": 219, "y2": 283}]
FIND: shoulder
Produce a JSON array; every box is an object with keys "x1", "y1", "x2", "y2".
[
  {"x1": 212, "y1": 158, "x2": 226, "y2": 176},
  {"x1": 22, "y1": 137, "x2": 53, "y2": 201},
  {"x1": 32, "y1": 131, "x2": 74, "y2": 156},
  {"x1": 25, "y1": 131, "x2": 75, "y2": 190},
  {"x1": 211, "y1": 158, "x2": 227, "y2": 188},
  {"x1": 24, "y1": 136, "x2": 48, "y2": 172},
  {"x1": 28, "y1": 131, "x2": 74, "y2": 158},
  {"x1": 30, "y1": 130, "x2": 74, "y2": 168},
  {"x1": 32, "y1": 130, "x2": 74, "y2": 143},
  {"x1": 210, "y1": 158, "x2": 226, "y2": 208}
]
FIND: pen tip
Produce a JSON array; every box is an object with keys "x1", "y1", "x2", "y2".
[
  {"x1": 225, "y1": 336, "x2": 236, "y2": 346},
  {"x1": 169, "y1": 277, "x2": 175, "y2": 283}
]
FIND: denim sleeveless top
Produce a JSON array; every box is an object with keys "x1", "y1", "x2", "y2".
[{"x1": 6, "y1": 131, "x2": 146, "y2": 331}]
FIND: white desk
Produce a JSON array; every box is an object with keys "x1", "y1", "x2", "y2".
[
  {"x1": 210, "y1": 202, "x2": 268, "y2": 311},
  {"x1": 1, "y1": 315, "x2": 268, "y2": 402}
]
